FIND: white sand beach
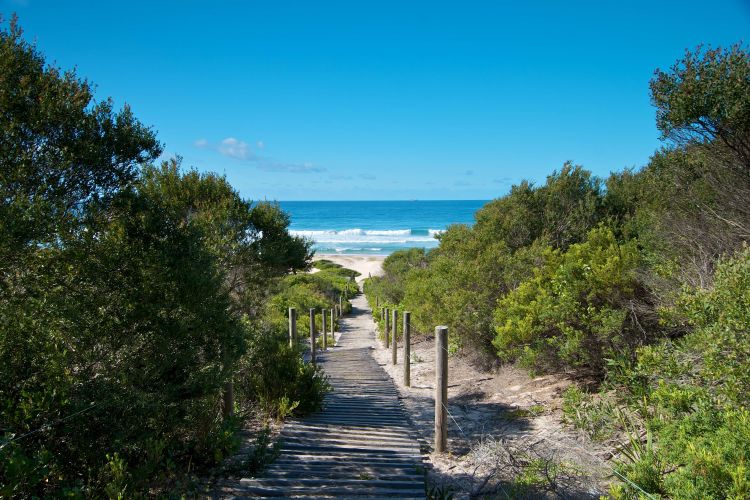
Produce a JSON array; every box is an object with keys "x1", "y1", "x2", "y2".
[{"x1": 314, "y1": 254, "x2": 385, "y2": 283}]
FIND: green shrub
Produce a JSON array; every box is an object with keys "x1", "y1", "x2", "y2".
[
  {"x1": 493, "y1": 227, "x2": 652, "y2": 373},
  {"x1": 366, "y1": 165, "x2": 607, "y2": 362},
  {"x1": 236, "y1": 328, "x2": 330, "y2": 420},
  {"x1": 610, "y1": 248, "x2": 750, "y2": 498},
  {"x1": 562, "y1": 386, "x2": 620, "y2": 441},
  {"x1": 313, "y1": 259, "x2": 361, "y2": 278},
  {"x1": 364, "y1": 248, "x2": 427, "y2": 306},
  {"x1": 0, "y1": 18, "x2": 315, "y2": 496},
  {"x1": 265, "y1": 269, "x2": 355, "y2": 340},
  {"x1": 0, "y1": 170, "x2": 250, "y2": 496}
]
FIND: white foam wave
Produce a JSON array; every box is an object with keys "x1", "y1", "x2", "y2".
[
  {"x1": 291, "y1": 228, "x2": 441, "y2": 245},
  {"x1": 317, "y1": 237, "x2": 433, "y2": 244},
  {"x1": 331, "y1": 247, "x2": 384, "y2": 253},
  {"x1": 293, "y1": 228, "x2": 411, "y2": 237},
  {"x1": 365, "y1": 229, "x2": 412, "y2": 236}
]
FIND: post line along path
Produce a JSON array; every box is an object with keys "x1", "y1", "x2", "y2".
[{"x1": 212, "y1": 293, "x2": 427, "y2": 499}]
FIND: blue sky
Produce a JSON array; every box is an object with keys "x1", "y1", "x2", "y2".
[{"x1": 4, "y1": 1, "x2": 749, "y2": 200}]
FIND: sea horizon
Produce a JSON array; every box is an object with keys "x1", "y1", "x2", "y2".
[{"x1": 279, "y1": 199, "x2": 489, "y2": 256}]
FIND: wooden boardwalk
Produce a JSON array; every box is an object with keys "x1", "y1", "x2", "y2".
[{"x1": 213, "y1": 295, "x2": 426, "y2": 499}]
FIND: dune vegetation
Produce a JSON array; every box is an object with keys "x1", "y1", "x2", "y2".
[
  {"x1": 365, "y1": 43, "x2": 750, "y2": 498},
  {"x1": 0, "y1": 18, "x2": 360, "y2": 496}
]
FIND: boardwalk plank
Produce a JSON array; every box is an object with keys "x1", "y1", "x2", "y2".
[{"x1": 210, "y1": 294, "x2": 426, "y2": 499}]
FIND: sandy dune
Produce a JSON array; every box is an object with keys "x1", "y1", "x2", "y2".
[{"x1": 314, "y1": 254, "x2": 385, "y2": 283}]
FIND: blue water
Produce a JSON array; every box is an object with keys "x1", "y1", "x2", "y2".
[{"x1": 279, "y1": 200, "x2": 488, "y2": 255}]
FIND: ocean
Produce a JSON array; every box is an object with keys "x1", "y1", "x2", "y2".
[{"x1": 279, "y1": 200, "x2": 488, "y2": 256}]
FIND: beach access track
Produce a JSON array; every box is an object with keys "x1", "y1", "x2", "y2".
[{"x1": 211, "y1": 294, "x2": 427, "y2": 499}]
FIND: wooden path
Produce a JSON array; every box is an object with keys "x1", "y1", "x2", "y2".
[{"x1": 213, "y1": 294, "x2": 426, "y2": 499}]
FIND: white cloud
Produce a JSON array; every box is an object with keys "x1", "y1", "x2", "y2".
[
  {"x1": 193, "y1": 136, "x2": 323, "y2": 173},
  {"x1": 218, "y1": 137, "x2": 255, "y2": 161}
]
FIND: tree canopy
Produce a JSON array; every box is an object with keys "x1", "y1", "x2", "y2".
[
  {"x1": 651, "y1": 43, "x2": 750, "y2": 169},
  {"x1": 0, "y1": 18, "x2": 323, "y2": 496}
]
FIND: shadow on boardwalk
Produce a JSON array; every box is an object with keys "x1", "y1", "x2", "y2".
[{"x1": 209, "y1": 293, "x2": 427, "y2": 499}]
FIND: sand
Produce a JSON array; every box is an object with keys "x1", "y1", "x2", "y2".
[
  {"x1": 313, "y1": 254, "x2": 386, "y2": 283},
  {"x1": 311, "y1": 253, "x2": 611, "y2": 496},
  {"x1": 370, "y1": 330, "x2": 612, "y2": 498}
]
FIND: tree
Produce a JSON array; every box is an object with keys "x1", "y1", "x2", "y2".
[
  {"x1": 0, "y1": 19, "x2": 236, "y2": 495},
  {"x1": 249, "y1": 201, "x2": 313, "y2": 277},
  {"x1": 0, "y1": 17, "x2": 318, "y2": 496},
  {"x1": 651, "y1": 43, "x2": 750, "y2": 170},
  {"x1": 0, "y1": 15, "x2": 161, "y2": 265},
  {"x1": 646, "y1": 45, "x2": 750, "y2": 289}
]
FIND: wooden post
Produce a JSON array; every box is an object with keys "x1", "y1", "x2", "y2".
[
  {"x1": 309, "y1": 308, "x2": 316, "y2": 365},
  {"x1": 404, "y1": 311, "x2": 411, "y2": 387},
  {"x1": 339, "y1": 295, "x2": 343, "y2": 315},
  {"x1": 223, "y1": 380, "x2": 234, "y2": 417},
  {"x1": 384, "y1": 308, "x2": 390, "y2": 348},
  {"x1": 376, "y1": 296, "x2": 379, "y2": 308},
  {"x1": 391, "y1": 309, "x2": 398, "y2": 365},
  {"x1": 322, "y1": 309, "x2": 327, "y2": 350},
  {"x1": 288, "y1": 307, "x2": 297, "y2": 347},
  {"x1": 435, "y1": 325, "x2": 448, "y2": 453},
  {"x1": 330, "y1": 308, "x2": 334, "y2": 344}
]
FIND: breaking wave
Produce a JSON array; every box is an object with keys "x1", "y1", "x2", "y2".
[
  {"x1": 291, "y1": 228, "x2": 445, "y2": 245},
  {"x1": 290, "y1": 228, "x2": 446, "y2": 254}
]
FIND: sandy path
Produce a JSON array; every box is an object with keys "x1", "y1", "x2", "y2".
[
  {"x1": 320, "y1": 256, "x2": 611, "y2": 497},
  {"x1": 364, "y1": 308, "x2": 610, "y2": 497}
]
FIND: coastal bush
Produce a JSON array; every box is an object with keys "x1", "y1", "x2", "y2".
[
  {"x1": 363, "y1": 249, "x2": 430, "y2": 343},
  {"x1": 577, "y1": 248, "x2": 750, "y2": 498},
  {"x1": 651, "y1": 43, "x2": 750, "y2": 169},
  {"x1": 563, "y1": 44, "x2": 750, "y2": 494},
  {"x1": 0, "y1": 169, "x2": 247, "y2": 496},
  {"x1": 368, "y1": 248, "x2": 427, "y2": 305},
  {"x1": 402, "y1": 165, "x2": 605, "y2": 360},
  {"x1": 0, "y1": 18, "x2": 319, "y2": 496},
  {"x1": 267, "y1": 276, "x2": 334, "y2": 339},
  {"x1": 235, "y1": 326, "x2": 330, "y2": 420},
  {"x1": 638, "y1": 247, "x2": 750, "y2": 410},
  {"x1": 492, "y1": 226, "x2": 654, "y2": 374},
  {"x1": 474, "y1": 163, "x2": 603, "y2": 252},
  {"x1": 314, "y1": 269, "x2": 359, "y2": 302},
  {"x1": 313, "y1": 259, "x2": 361, "y2": 280},
  {"x1": 403, "y1": 240, "x2": 509, "y2": 356},
  {"x1": 266, "y1": 264, "x2": 357, "y2": 341},
  {"x1": 366, "y1": 41, "x2": 750, "y2": 499}
]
